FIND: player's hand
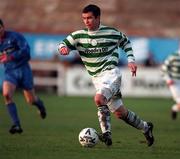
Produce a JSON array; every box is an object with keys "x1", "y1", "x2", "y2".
[
  {"x1": 128, "y1": 62, "x2": 137, "y2": 77},
  {"x1": 0, "y1": 52, "x2": 13, "y2": 63},
  {"x1": 59, "y1": 46, "x2": 69, "y2": 55},
  {"x1": 166, "y1": 79, "x2": 174, "y2": 86}
]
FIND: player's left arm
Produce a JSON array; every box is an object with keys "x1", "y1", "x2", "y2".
[
  {"x1": 118, "y1": 32, "x2": 137, "y2": 77},
  {"x1": 10, "y1": 33, "x2": 30, "y2": 61},
  {"x1": 128, "y1": 62, "x2": 137, "y2": 77}
]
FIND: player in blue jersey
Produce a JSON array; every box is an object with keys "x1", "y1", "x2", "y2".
[{"x1": 0, "y1": 19, "x2": 46, "y2": 134}]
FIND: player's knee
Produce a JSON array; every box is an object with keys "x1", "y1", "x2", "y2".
[
  {"x1": 3, "y1": 92, "x2": 12, "y2": 102},
  {"x1": 114, "y1": 111, "x2": 123, "y2": 119},
  {"x1": 113, "y1": 106, "x2": 127, "y2": 119},
  {"x1": 26, "y1": 97, "x2": 34, "y2": 105},
  {"x1": 24, "y1": 94, "x2": 37, "y2": 105},
  {"x1": 94, "y1": 94, "x2": 107, "y2": 106}
]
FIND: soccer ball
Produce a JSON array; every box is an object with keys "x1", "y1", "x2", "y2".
[{"x1": 78, "y1": 128, "x2": 99, "y2": 148}]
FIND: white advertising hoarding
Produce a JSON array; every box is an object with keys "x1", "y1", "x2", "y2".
[
  {"x1": 65, "y1": 66, "x2": 95, "y2": 96},
  {"x1": 65, "y1": 66, "x2": 171, "y2": 97}
]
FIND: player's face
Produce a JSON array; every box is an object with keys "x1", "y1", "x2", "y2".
[
  {"x1": 82, "y1": 12, "x2": 100, "y2": 31},
  {"x1": 0, "y1": 24, "x2": 5, "y2": 39}
]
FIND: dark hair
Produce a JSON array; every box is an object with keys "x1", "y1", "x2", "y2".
[
  {"x1": 82, "y1": 4, "x2": 101, "y2": 18},
  {"x1": 0, "y1": 19, "x2": 4, "y2": 26}
]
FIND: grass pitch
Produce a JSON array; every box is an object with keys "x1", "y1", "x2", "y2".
[{"x1": 0, "y1": 93, "x2": 180, "y2": 159}]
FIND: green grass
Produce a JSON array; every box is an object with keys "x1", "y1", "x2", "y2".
[{"x1": 0, "y1": 93, "x2": 180, "y2": 159}]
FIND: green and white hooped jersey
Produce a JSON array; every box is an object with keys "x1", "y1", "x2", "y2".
[
  {"x1": 162, "y1": 53, "x2": 180, "y2": 80},
  {"x1": 60, "y1": 25, "x2": 135, "y2": 77}
]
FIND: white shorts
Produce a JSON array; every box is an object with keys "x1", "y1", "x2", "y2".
[
  {"x1": 169, "y1": 79, "x2": 180, "y2": 103},
  {"x1": 92, "y1": 67, "x2": 123, "y2": 112}
]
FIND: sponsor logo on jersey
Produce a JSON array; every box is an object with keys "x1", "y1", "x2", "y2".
[{"x1": 84, "y1": 47, "x2": 108, "y2": 54}]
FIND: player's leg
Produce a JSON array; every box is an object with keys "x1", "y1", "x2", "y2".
[
  {"x1": 21, "y1": 64, "x2": 46, "y2": 119},
  {"x1": 23, "y1": 89, "x2": 46, "y2": 119},
  {"x1": 171, "y1": 103, "x2": 180, "y2": 119},
  {"x1": 110, "y1": 98, "x2": 154, "y2": 146},
  {"x1": 2, "y1": 81, "x2": 23, "y2": 134},
  {"x1": 169, "y1": 81, "x2": 180, "y2": 119},
  {"x1": 113, "y1": 105, "x2": 148, "y2": 131},
  {"x1": 94, "y1": 92, "x2": 112, "y2": 146},
  {"x1": 92, "y1": 67, "x2": 122, "y2": 146}
]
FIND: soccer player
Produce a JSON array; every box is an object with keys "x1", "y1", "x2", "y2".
[
  {"x1": 162, "y1": 50, "x2": 180, "y2": 120},
  {"x1": 0, "y1": 19, "x2": 46, "y2": 134},
  {"x1": 58, "y1": 4, "x2": 154, "y2": 146}
]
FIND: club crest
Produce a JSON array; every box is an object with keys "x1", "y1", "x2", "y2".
[{"x1": 90, "y1": 39, "x2": 97, "y2": 46}]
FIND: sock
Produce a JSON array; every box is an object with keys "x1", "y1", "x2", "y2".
[
  {"x1": 32, "y1": 98, "x2": 45, "y2": 111},
  {"x1": 7, "y1": 103, "x2": 20, "y2": 126},
  {"x1": 172, "y1": 104, "x2": 179, "y2": 112},
  {"x1": 123, "y1": 109, "x2": 148, "y2": 133},
  {"x1": 97, "y1": 105, "x2": 111, "y2": 134}
]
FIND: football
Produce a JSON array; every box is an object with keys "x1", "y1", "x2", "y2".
[{"x1": 78, "y1": 128, "x2": 99, "y2": 148}]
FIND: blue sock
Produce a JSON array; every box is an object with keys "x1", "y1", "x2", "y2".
[
  {"x1": 7, "y1": 103, "x2": 20, "y2": 126},
  {"x1": 32, "y1": 98, "x2": 45, "y2": 111}
]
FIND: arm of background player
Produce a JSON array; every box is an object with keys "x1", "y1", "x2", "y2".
[
  {"x1": 161, "y1": 58, "x2": 174, "y2": 86},
  {"x1": 10, "y1": 32, "x2": 31, "y2": 61}
]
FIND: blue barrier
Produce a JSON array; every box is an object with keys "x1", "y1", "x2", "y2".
[
  {"x1": 0, "y1": 33, "x2": 179, "y2": 88},
  {"x1": 24, "y1": 33, "x2": 180, "y2": 63}
]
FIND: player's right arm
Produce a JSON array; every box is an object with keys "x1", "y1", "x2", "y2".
[
  {"x1": 0, "y1": 48, "x2": 15, "y2": 63},
  {"x1": 58, "y1": 43, "x2": 70, "y2": 55},
  {"x1": 0, "y1": 52, "x2": 14, "y2": 63},
  {"x1": 58, "y1": 34, "x2": 77, "y2": 55},
  {"x1": 161, "y1": 55, "x2": 174, "y2": 86}
]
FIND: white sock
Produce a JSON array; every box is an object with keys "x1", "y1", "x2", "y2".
[{"x1": 172, "y1": 104, "x2": 179, "y2": 112}]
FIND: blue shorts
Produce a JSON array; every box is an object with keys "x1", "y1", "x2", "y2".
[{"x1": 4, "y1": 64, "x2": 34, "y2": 90}]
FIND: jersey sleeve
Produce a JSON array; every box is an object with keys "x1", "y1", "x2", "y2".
[
  {"x1": 118, "y1": 32, "x2": 135, "y2": 63},
  {"x1": 161, "y1": 56, "x2": 172, "y2": 81},
  {"x1": 59, "y1": 34, "x2": 76, "y2": 51},
  {"x1": 11, "y1": 32, "x2": 30, "y2": 61}
]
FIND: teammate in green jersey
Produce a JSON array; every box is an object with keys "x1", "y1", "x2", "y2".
[
  {"x1": 162, "y1": 50, "x2": 180, "y2": 120},
  {"x1": 58, "y1": 4, "x2": 154, "y2": 147}
]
